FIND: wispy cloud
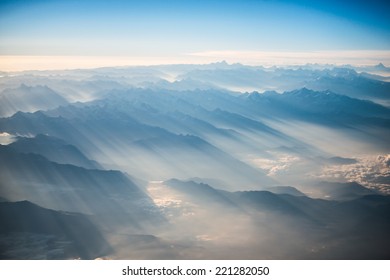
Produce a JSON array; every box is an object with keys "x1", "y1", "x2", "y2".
[
  {"x1": 2, "y1": 50, "x2": 389, "y2": 72},
  {"x1": 0, "y1": 55, "x2": 217, "y2": 71},
  {"x1": 188, "y1": 50, "x2": 390, "y2": 66}
]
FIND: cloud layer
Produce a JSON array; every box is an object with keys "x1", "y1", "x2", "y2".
[
  {"x1": 318, "y1": 154, "x2": 390, "y2": 194},
  {"x1": 188, "y1": 50, "x2": 390, "y2": 66}
]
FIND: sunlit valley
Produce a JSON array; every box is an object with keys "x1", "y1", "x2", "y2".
[{"x1": 0, "y1": 62, "x2": 389, "y2": 259}]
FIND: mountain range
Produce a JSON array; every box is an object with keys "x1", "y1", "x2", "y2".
[{"x1": 0, "y1": 62, "x2": 389, "y2": 259}]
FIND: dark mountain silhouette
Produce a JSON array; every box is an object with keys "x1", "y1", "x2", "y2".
[
  {"x1": 0, "y1": 145, "x2": 158, "y2": 229},
  {"x1": 0, "y1": 200, "x2": 111, "y2": 259},
  {"x1": 264, "y1": 186, "x2": 306, "y2": 196},
  {"x1": 315, "y1": 181, "x2": 378, "y2": 200},
  {"x1": 167, "y1": 179, "x2": 390, "y2": 258}
]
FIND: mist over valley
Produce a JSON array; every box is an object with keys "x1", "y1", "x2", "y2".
[{"x1": 0, "y1": 62, "x2": 389, "y2": 259}]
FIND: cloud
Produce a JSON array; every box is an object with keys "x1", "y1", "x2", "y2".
[
  {"x1": 0, "y1": 132, "x2": 15, "y2": 145},
  {"x1": 2, "y1": 50, "x2": 390, "y2": 72},
  {"x1": 188, "y1": 50, "x2": 390, "y2": 66},
  {"x1": 247, "y1": 151, "x2": 390, "y2": 195},
  {"x1": 249, "y1": 153, "x2": 301, "y2": 177},
  {"x1": 317, "y1": 154, "x2": 390, "y2": 194},
  {"x1": 0, "y1": 55, "x2": 213, "y2": 72}
]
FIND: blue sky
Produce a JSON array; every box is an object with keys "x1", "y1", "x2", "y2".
[{"x1": 0, "y1": 0, "x2": 389, "y2": 69}]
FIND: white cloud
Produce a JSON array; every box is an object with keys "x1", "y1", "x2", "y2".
[
  {"x1": 318, "y1": 154, "x2": 390, "y2": 194},
  {"x1": 2, "y1": 50, "x2": 390, "y2": 72},
  {"x1": 188, "y1": 50, "x2": 390, "y2": 66},
  {"x1": 0, "y1": 132, "x2": 15, "y2": 145},
  {"x1": 250, "y1": 154, "x2": 301, "y2": 177},
  {"x1": 247, "y1": 151, "x2": 390, "y2": 195},
  {"x1": 0, "y1": 55, "x2": 213, "y2": 72}
]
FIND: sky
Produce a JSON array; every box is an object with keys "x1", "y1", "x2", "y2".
[{"x1": 0, "y1": 0, "x2": 389, "y2": 70}]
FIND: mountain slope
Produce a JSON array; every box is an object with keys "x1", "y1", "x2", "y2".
[
  {"x1": 0, "y1": 200, "x2": 111, "y2": 259},
  {"x1": 0, "y1": 84, "x2": 68, "y2": 117},
  {"x1": 0, "y1": 145, "x2": 157, "y2": 229},
  {"x1": 9, "y1": 134, "x2": 100, "y2": 169}
]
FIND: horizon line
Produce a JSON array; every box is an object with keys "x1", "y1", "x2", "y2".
[{"x1": 1, "y1": 50, "x2": 390, "y2": 72}]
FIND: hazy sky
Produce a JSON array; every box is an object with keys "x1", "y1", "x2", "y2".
[{"x1": 0, "y1": 0, "x2": 389, "y2": 69}]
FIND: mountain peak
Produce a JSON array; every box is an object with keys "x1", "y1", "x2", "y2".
[
  {"x1": 374, "y1": 62, "x2": 387, "y2": 70},
  {"x1": 290, "y1": 87, "x2": 313, "y2": 95},
  {"x1": 217, "y1": 60, "x2": 228, "y2": 66}
]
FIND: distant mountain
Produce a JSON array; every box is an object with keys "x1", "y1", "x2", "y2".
[
  {"x1": 0, "y1": 110, "x2": 100, "y2": 156},
  {"x1": 0, "y1": 75, "x2": 130, "y2": 103},
  {"x1": 131, "y1": 133, "x2": 274, "y2": 189},
  {"x1": 163, "y1": 178, "x2": 389, "y2": 223},
  {"x1": 242, "y1": 88, "x2": 390, "y2": 128},
  {"x1": 177, "y1": 67, "x2": 274, "y2": 92},
  {"x1": 296, "y1": 62, "x2": 390, "y2": 75},
  {"x1": 78, "y1": 89, "x2": 308, "y2": 155},
  {"x1": 315, "y1": 181, "x2": 378, "y2": 200},
  {"x1": 156, "y1": 178, "x2": 390, "y2": 259},
  {"x1": 305, "y1": 72, "x2": 390, "y2": 101},
  {"x1": 0, "y1": 84, "x2": 68, "y2": 117},
  {"x1": 139, "y1": 77, "x2": 219, "y2": 91},
  {"x1": 9, "y1": 134, "x2": 100, "y2": 169},
  {"x1": 0, "y1": 200, "x2": 111, "y2": 259},
  {"x1": 102, "y1": 87, "x2": 390, "y2": 131},
  {"x1": 164, "y1": 179, "x2": 238, "y2": 208},
  {"x1": 1, "y1": 86, "x2": 389, "y2": 189},
  {"x1": 164, "y1": 179, "x2": 311, "y2": 218},
  {"x1": 178, "y1": 65, "x2": 390, "y2": 103},
  {"x1": 373, "y1": 63, "x2": 389, "y2": 71},
  {"x1": 226, "y1": 190, "x2": 312, "y2": 218},
  {"x1": 264, "y1": 186, "x2": 306, "y2": 196},
  {"x1": 3, "y1": 63, "x2": 389, "y2": 103},
  {"x1": 0, "y1": 101, "x2": 274, "y2": 189}
]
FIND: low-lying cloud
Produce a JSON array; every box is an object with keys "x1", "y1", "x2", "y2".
[
  {"x1": 317, "y1": 154, "x2": 390, "y2": 194},
  {"x1": 188, "y1": 50, "x2": 390, "y2": 67}
]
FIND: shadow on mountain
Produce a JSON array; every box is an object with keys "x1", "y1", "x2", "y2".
[
  {"x1": 9, "y1": 134, "x2": 100, "y2": 169},
  {"x1": 0, "y1": 84, "x2": 68, "y2": 117},
  {"x1": 314, "y1": 181, "x2": 378, "y2": 200},
  {"x1": 0, "y1": 145, "x2": 162, "y2": 231},
  {"x1": 0, "y1": 200, "x2": 111, "y2": 259},
  {"x1": 157, "y1": 179, "x2": 390, "y2": 259}
]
